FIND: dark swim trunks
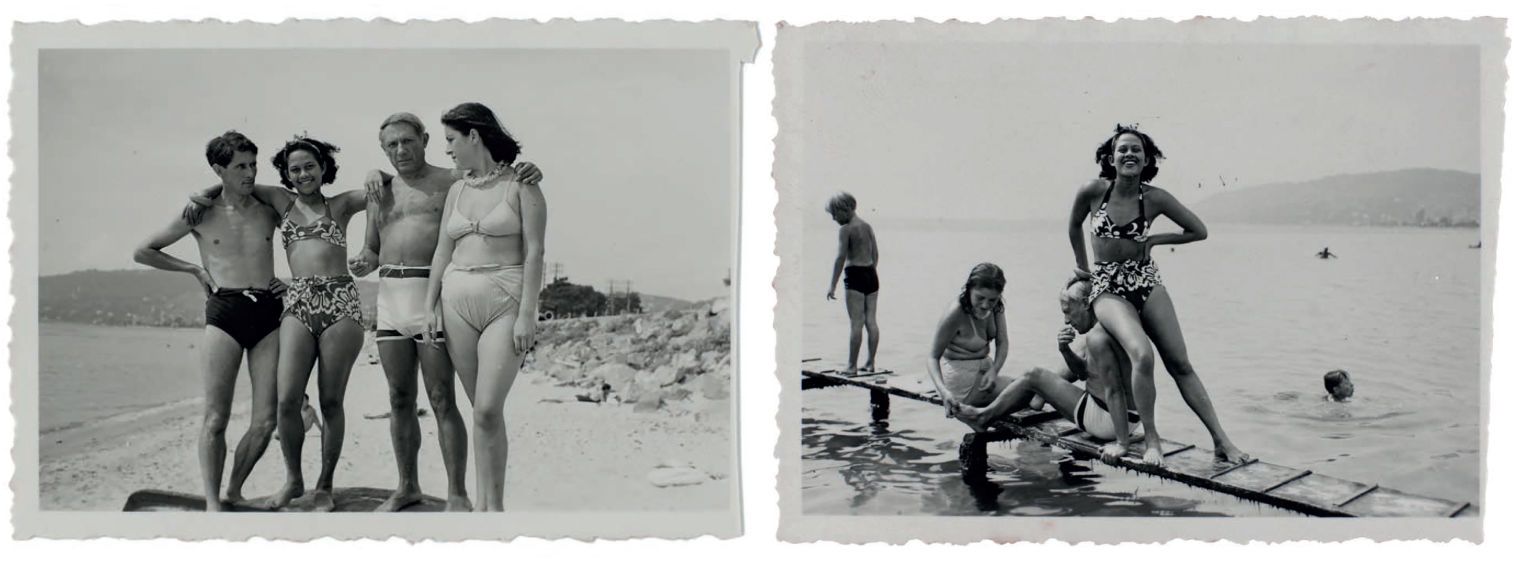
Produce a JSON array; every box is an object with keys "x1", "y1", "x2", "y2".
[
  {"x1": 205, "y1": 288, "x2": 284, "y2": 349},
  {"x1": 843, "y1": 265, "x2": 880, "y2": 296}
]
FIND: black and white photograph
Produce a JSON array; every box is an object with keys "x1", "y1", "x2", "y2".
[
  {"x1": 774, "y1": 18, "x2": 1502, "y2": 542},
  {"x1": 10, "y1": 19, "x2": 755, "y2": 540}
]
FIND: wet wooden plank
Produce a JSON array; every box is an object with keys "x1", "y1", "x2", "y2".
[
  {"x1": 1211, "y1": 461, "x2": 1304, "y2": 492},
  {"x1": 799, "y1": 368, "x2": 1475, "y2": 517},
  {"x1": 1270, "y1": 473, "x2": 1368, "y2": 513},
  {"x1": 1341, "y1": 488, "x2": 1463, "y2": 518}
]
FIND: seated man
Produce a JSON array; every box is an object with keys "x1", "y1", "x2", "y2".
[{"x1": 957, "y1": 276, "x2": 1140, "y2": 463}]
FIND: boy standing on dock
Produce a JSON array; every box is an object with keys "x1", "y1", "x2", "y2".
[{"x1": 825, "y1": 192, "x2": 880, "y2": 375}]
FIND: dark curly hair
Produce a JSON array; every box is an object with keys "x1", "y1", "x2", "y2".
[
  {"x1": 272, "y1": 136, "x2": 341, "y2": 189},
  {"x1": 204, "y1": 130, "x2": 258, "y2": 169},
  {"x1": 957, "y1": 262, "x2": 1007, "y2": 316},
  {"x1": 441, "y1": 102, "x2": 521, "y2": 165},
  {"x1": 1095, "y1": 123, "x2": 1164, "y2": 183}
]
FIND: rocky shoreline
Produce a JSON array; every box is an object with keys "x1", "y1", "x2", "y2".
[{"x1": 531, "y1": 296, "x2": 732, "y2": 415}]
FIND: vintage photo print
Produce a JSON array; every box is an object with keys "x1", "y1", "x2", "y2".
[
  {"x1": 774, "y1": 18, "x2": 1502, "y2": 543},
  {"x1": 11, "y1": 19, "x2": 756, "y2": 540}
]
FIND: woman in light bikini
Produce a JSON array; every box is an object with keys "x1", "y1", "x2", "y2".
[{"x1": 926, "y1": 263, "x2": 1013, "y2": 430}]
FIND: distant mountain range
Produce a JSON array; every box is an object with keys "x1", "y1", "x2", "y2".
[
  {"x1": 1191, "y1": 168, "x2": 1479, "y2": 227},
  {"x1": 38, "y1": 269, "x2": 689, "y2": 328}
]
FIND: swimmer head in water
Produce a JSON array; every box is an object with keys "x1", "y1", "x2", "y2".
[{"x1": 1324, "y1": 369, "x2": 1354, "y2": 401}]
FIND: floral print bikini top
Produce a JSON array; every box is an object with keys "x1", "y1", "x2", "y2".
[
  {"x1": 1090, "y1": 181, "x2": 1149, "y2": 242},
  {"x1": 279, "y1": 198, "x2": 347, "y2": 249}
]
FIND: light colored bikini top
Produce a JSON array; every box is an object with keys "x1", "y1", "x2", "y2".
[{"x1": 446, "y1": 180, "x2": 521, "y2": 240}]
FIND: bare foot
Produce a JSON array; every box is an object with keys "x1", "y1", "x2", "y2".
[
  {"x1": 263, "y1": 480, "x2": 304, "y2": 510},
  {"x1": 311, "y1": 489, "x2": 336, "y2": 513},
  {"x1": 375, "y1": 488, "x2": 424, "y2": 512},
  {"x1": 954, "y1": 407, "x2": 989, "y2": 432},
  {"x1": 204, "y1": 496, "x2": 226, "y2": 512},
  {"x1": 226, "y1": 490, "x2": 246, "y2": 505},
  {"x1": 842, "y1": 366, "x2": 858, "y2": 375},
  {"x1": 1141, "y1": 441, "x2": 1165, "y2": 466},
  {"x1": 1214, "y1": 441, "x2": 1252, "y2": 464},
  {"x1": 445, "y1": 494, "x2": 473, "y2": 512},
  {"x1": 862, "y1": 362, "x2": 876, "y2": 373}
]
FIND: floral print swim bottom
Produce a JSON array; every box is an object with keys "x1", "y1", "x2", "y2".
[
  {"x1": 1089, "y1": 259, "x2": 1162, "y2": 311},
  {"x1": 283, "y1": 275, "x2": 363, "y2": 336}
]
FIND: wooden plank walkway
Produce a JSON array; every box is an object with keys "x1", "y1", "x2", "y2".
[{"x1": 802, "y1": 368, "x2": 1474, "y2": 518}]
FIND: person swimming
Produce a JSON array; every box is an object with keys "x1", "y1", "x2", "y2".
[
  {"x1": 1324, "y1": 370, "x2": 1354, "y2": 402},
  {"x1": 1316, "y1": 247, "x2": 1337, "y2": 259}
]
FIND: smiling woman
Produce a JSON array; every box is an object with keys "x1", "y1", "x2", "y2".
[{"x1": 1068, "y1": 124, "x2": 1249, "y2": 467}]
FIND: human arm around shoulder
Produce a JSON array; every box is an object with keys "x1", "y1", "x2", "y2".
[
  {"x1": 514, "y1": 182, "x2": 547, "y2": 356},
  {"x1": 826, "y1": 227, "x2": 849, "y2": 300},
  {"x1": 364, "y1": 169, "x2": 394, "y2": 205},
  {"x1": 1143, "y1": 187, "x2": 1207, "y2": 249},
  {"x1": 134, "y1": 215, "x2": 216, "y2": 296},
  {"x1": 925, "y1": 306, "x2": 960, "y2": 418},
  {"x1": 514, "y1": 161, "x2": 543, "y2": 185}
]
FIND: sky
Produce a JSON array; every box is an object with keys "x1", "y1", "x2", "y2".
[
  {"x1": 796, "y1": 41, "x2": 1482, "y2": 225},
  {"x1": 39, "y1": 48, "x2": 734, "y2": 301}
]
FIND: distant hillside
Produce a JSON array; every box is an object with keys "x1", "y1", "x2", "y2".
[
  {"x1": 639, "y1": 294, "x2": 692, "y2": 313},
  {"x1": 39, "y1": 269, "x2": 689, "y2": 328},
  {"x1": 39, "y1": 269, "x2": 377, "y2": 328},
  {"x1": 1192, "y1": 168, "x2": 1479, "y2": 227}
]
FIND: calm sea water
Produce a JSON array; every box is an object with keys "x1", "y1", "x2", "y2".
[
  {"x1": 801, "y1": 219, "x2": 1482, "y2": 516},
  {"x1": 40, "y1": 323, "x2": 229, "y2": 434}
]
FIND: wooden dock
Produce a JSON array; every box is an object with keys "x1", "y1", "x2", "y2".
[{"x1": 802, "y1": 367, "x2": 1475, "y2": 518}]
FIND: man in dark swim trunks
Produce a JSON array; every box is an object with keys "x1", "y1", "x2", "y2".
[
  {"x1": 825, "y1": 192, "x2": 880, "y2": 375},
  {"x1": 134, "y1": 131, "x2": 286, "y2": 511}
]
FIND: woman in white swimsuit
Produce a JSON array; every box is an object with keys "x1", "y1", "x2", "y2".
[{"x1": 422, "y1": 102, "x2": 547, "y2": 512}]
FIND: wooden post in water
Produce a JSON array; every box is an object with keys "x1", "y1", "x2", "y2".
[
  {"x1": 869, "y1": 388, "x2": 890, "y2": 422},
  {"x1": 959, "y1": 433, "x2": 988, "y2": 476}
]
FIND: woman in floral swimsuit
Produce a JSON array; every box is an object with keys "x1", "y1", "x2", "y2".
[{"x1": 1065, "y1": 124, "x2": 1249, "y2": 467}]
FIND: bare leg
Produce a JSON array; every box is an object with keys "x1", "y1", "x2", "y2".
[
  {"x1": 1092, "y1": 296, "x2": 1162, "y2": 465},
  {"x1": 266, "y1": 318, "x2": 318, "y2": 509},
  {"x1": 375, "y1": 338, "x2": 424, "y2": 512},
  {"x1": 844, "y1": 290, "x2": 866, "y2": 374},
  {"x1": 418, "y1": 340, "x2": 471, "y2": 511},
  {"x1": 471, "y1": 316, "x2": 525, "y2": 512},
  {"x1": 862, "y1": 292, "x2": 880, "y2": 372},
  {"x1": 198, "y1": 327, "x2": 245, "y2": 511},
  {"x1": 227, "y1": 330, "x2": 279, "y2": 504},
  {"x1": 310, "y1": 319, "x2": 363, "y2": 512},
  {"x1": 442, "y1": 306, "x2": 482, "y2": 504},
  {"x1": 1140, "y1": 286, "x2": 1250, "y2": 463},
  {"x1": 964, "y1": 368, "x2": 1086, "y2": 428}
]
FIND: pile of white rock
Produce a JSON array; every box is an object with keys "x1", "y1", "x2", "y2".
[{"x1": 529, "y1": 296, "x2": 732, "y2": 413}]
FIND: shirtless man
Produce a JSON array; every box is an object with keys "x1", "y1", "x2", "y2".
[
  {"x1": 348, "y1": 113, "x2": 541, "y2": 512},
  {"x1": 959, "y1": 276, "x2": 1142, "y2": 464},
  {"x1": 824, "y1": 192, "x2": 880, "y2": 374},
  {"x1": 134, "y1": 131, "x2": 285, "y2": 510}
]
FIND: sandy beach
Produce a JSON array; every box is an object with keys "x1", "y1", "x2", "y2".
[{"x1": 39, "y1": 298, "x2": 735, "y2": 513}]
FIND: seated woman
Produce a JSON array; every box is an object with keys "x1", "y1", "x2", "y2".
[
  {"x1": 958, "y1": 277, "x2": 1140, "y2": 464},
  {"x1": 926, "y1": 263, "x2": 1015, "y2": 430}
]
